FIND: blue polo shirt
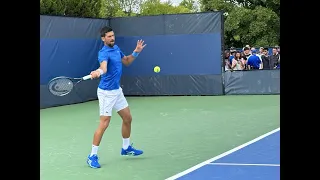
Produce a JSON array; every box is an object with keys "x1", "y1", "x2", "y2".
[
  {"x1": 247, "y1": 54, "x2": 261, "y2": 69},
  {"x1": 97, "y1": 45, "x2": 125, "y2": 90},
  {"x1": 229, "y1": 55, "x2": 234, "y2": 64}
]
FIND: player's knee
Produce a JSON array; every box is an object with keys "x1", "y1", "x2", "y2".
[
  {"x1": 123, "y1": 114, "x2": 132, "y2": 124},
  {"x1": 99, "y1": 116, "x2": 111, "y2": 129}
]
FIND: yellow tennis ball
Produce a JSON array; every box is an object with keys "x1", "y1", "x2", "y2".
[{"x1": 154, "y1": 66, "x2": 160, "y2": 73}]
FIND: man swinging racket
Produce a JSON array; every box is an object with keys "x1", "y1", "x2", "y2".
[{"x1": 87, "y1": 26, "x2": 147, "y2": 168}]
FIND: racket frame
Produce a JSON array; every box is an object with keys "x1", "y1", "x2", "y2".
[{"x1": 47, "y1": 75, "x2": 92, "y2": 96}]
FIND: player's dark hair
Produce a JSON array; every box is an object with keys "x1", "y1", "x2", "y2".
[{"x1": 100, "y1": 26, "x2": 113, "y2": 37}]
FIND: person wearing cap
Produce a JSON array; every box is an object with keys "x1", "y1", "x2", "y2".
[
  {"x1": 247, "y1": 49, "x2": 261, "y2": 70},
  {"x1": 251, "y1": 47, "x2": 262, "y2": 69},
  {"x1": 245, "y1": 45, "x2": 252, "y2": 54}
]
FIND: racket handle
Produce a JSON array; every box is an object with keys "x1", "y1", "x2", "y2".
[{"x1": 82, "y1": 75, "x2": 92, "y2": 80}]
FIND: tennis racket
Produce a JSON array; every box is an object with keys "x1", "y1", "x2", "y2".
[{"x1": 48, "y1": 75, "x2": 92, "y2": 96}]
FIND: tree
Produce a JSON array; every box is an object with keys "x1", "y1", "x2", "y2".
[
  {"x1": 40, "y1": 0, "x2": 102, "y2": 18},
  {"x1": 179, "y1": 0, "x2": 199, "y2": 12},
  {"x1": 99, "y1": 0, "x2": 144, "y2": 18},
  {"x1": 100, "y1": 0, "x2": 122, "y2": 17},
  {"x1": 200, "y1": 0, "x2": 280, "y2": 47},
  {"x1": 140, "y1": 0, "x2": 191, "y2": 16},
  {"x1": 224, "y1": 6, "x2": 279, "y2": 47},
  {"x1": 231, "y1": 0, "x2": 280, "y2": 17},
  {"x1": 118, "y1": 0, "x2": 143, "y2": 16},
  {"x1": 40, "y1": 0, "x2": 65, "y2": 15},
  {"x1": 64, "y1": 0, "x2": 102, "y2": 18},
  {"x1": 200, "y1": 0, "x2": 234, "y2": 12}
]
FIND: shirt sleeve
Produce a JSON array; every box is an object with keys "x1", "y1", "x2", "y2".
[
  {"x1": 98, "y1": 50, "x2": 109, "y2": 63},
  {"x1": 119, "y1": 50, "x2": 125, "y2": 59}
]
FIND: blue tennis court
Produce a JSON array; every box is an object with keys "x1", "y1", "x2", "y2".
[{"x1": 165, "y1": 128, "x2": 280, "y2": 180}]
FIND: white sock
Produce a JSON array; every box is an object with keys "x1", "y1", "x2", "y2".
[
  {"x1": 123, "y1": 138, "x2": 130, "y2": 149},
  {"x1": 90, "y1": 145, "x2": 99, "y2": 156}
]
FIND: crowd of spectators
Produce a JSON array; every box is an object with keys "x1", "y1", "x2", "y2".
[{"x1": 224, "y1": 45, "x2": 280, "y2": 71}]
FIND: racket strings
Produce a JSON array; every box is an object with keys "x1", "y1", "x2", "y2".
[{"x1": 48, "y1": 78, "x2": 74, "y2": 96}]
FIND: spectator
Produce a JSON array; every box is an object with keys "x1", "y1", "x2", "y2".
[
  {"x1": 276, "y1": 46, "x2": 280, "y2": 68},
  {"x1": 224, "y1": 50, "x2": 231, "y2": 71},
  {"x1": 247, "y1": 49, "x2": 261, "y2": 70},
  {"x1": 251, "y1": 47, "x2": 262, "y2": 69},
  {"x1": 231, "y1": 51, "x2": 245, "y2": 71},
  {"x1": 275, "y1": 45, "x2": 280, "y2": 54},
  {"x1": 269, "y1": 47, "x2": 280, "y2": 69},
  {"x1": 258, "y1": 47, "x2": 264, "y2": 55},
  {"x1": 261, "y1": 47, "x2": 271, "y2": 69},
  {"x1": 243, "y1": 47, "x2": 251, "y2": 59},
  {"x1": 229, "y1": 47, "x2": 236, "y2": 64},
  {"x1": 241, "y1": 47, "x2": 251, "y2": 70},
  {"x1": 245, "y1": 45, "x2": 252, "y2": 54},
  {"x1": 275, "y1": 46, "x2": 280, "y2": 69},
  {"x1": 223, "y1": 45, "x2": 280, "y2": 71}
]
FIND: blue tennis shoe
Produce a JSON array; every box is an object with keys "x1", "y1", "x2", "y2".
[
  {"x1": 87, "y1": 154, "x2": 101, "y2": 168},
  {"x1": 121, "y1": 144, "x2": 143, "y2": 156}
]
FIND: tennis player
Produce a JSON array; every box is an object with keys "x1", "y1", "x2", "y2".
[{"x1": 87, "y1": 26, "x2": 146, "y2": 168}]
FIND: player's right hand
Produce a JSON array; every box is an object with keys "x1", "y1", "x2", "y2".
[{"x1": 90, "y1": 70, "x2": 101, "y2": 79}]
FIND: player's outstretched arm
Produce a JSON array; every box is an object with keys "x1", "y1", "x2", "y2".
[
  {"x1": 91, "y1": 61, "x2": 107, "y2": 79},
  {"x1": 122, "y1": 39, "x2": 147, "y2": 66}
]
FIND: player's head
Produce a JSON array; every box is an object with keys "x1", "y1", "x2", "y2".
[{"x1": 100, "y1": 26, "x2": 115, "y2": 47}]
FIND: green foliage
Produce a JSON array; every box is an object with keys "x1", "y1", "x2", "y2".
[
  {"x1": 40, "y1": 0, "x2": 65, "y2": 15},
  {"x1": 100, "y1": 0, "x2": 123, "y2": 17},
  {"x1": 117, "y1": 0, "x2": 142, "y2": 16},
  {"x1": 179, "y1": 0, "x2": 199, "y2": 12},
  {"x1": 40, "y1": 0, "x2": 102, "y2": 18},
  {"x1": 201, "y1": 0, "x2": 280, "y2": 47},
  {"x1": 200, "y1": 0, "x2": 234, "y2": 12},
  {"x1": 140, "y1": 0, "x2": 191, "y2": 16},
  {"x1": 65, "y1": 0, "x2": 102, "y2": 18},
  {"x1": 225, "y1": 6, "x2": 279, "y2": 47}
]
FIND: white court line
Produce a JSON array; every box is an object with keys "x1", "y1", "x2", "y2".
[
  {"x1": 208, "y1": 162, "x2": 280, "y2": 167},
  {"x1": 165, "y1": 127, "x2": 280, "y2": 180}
]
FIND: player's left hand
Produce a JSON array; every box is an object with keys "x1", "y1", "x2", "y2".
[{"x1": 134, "y1": 39, "x2": 147, "y2": 53}]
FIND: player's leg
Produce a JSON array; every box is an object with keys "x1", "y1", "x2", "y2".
[
  {"x1": 87, "y1": 88, "x2": 117, "y2": 168},
  {"x1": 114, "y1": 89, "x2": 143, "y2": 156},
  {"x1": 118, "y1": 107, "x2": 132, "y2": 148}
]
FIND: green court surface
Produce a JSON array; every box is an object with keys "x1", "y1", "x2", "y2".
[{"x1": 40, "y1": 95, "x2": 280, "y2": 180}]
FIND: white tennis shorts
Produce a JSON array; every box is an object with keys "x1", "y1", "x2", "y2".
[{"x1": 97, "y1": 87, "x2": 128, "y2": 116}]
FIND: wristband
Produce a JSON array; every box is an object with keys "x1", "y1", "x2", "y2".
[
  {"x1": 97, "y1": 68, "x2": 104, "y2": 75},
  {"x1": 132, "y1": 51, "x2": 139, "y2": 58}
]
